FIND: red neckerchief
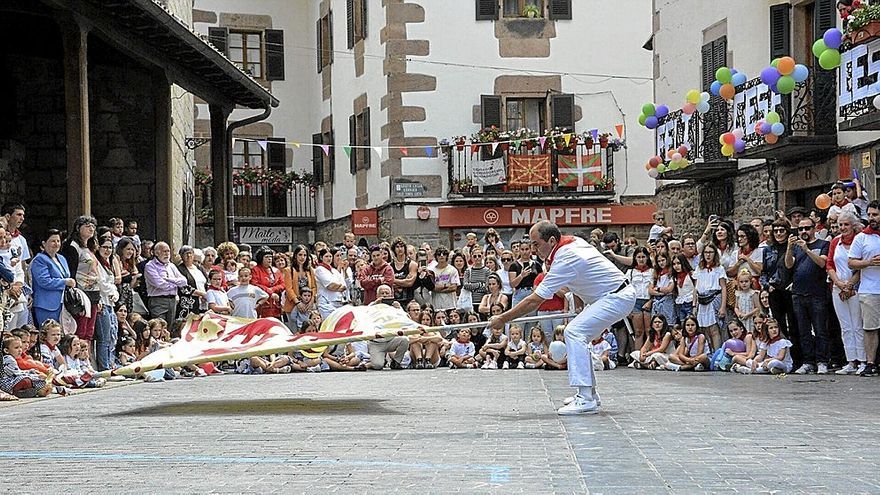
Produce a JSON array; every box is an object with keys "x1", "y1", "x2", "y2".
[
  {"x1": 840, "y1": 232, "x2": 856, "y2": 246},
  {"x1": 768, "y1": 334, "x2": 782, "y2": 345},
  {"x1": 863, "y1": 226, "x2": 880, "y2": 237},
  {"x1": 545, "y1": 235, "x2": 577, "y2": 269},
  {"x1": 315, "y1": 262, "x2": 333, "y2": 271},
  {"x1": 833, "y1": 198, "x2": 851, "y2": 207},
  {"x1": 9, "y1": 229, "x2": 20, "y2": 238},
  {"x1": 658, "y1": 267, "x2": 670, "y2": 276},
  {"x1": 676, "y1": 272, "x2": 689, "y2": 287},
  {"x1": 740, "y1": 245, "x2": 753, "y2": 256},
  {"x1": 635, "y1": 265, "x2": 651, "y2": 272},
  {"x1": 457, "y1": 336, "x2": 470, "y2": 344}
]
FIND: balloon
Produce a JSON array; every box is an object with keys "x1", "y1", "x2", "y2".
[
  {"x1": 645, "y1": 162, "x2": 652, "y2": 171},
  {"x1": 549, "y1": 341, "x2": 567, "y2": 361},
  {"x1": 648, "y1": 168, "x2": 659, "y2": 179},
  {"x1": 715, "y1": 67, "x2": 732, "y2": 84},
  {"x1": 700, "y1": 92, "x2": 711, "y2": 102},
  {"x1": 686, "y1": 89, "x2": 701, "y2": 104},
  {"x1": 719, "y1": 134, "x2": 728, "y2": 145},
  {"x1": 645, "y1": 116, "x2": 659, "y2": 129},
  {"x1": 721, "y1": 144, "x2": 734, "y2": 157},
  {"x1": 655, "y1": 104, "x2": 670, "y2": 118},
  {"x1": 657, "y1": 164, "x2": 667, "y2": 173},
  {"x1": 672, "y1": 152, "x2": 682, "y2": 162},
  {"x1": 732, "y1": 128, "x2": 744, "y2": 139},
  {"x1": 792, "y1": 64, "x2": 809, "y2": 83},
  {"x1": 812, "y1": 38, "x2": 828, "y2": 58},
  {"x1": 815, "y1": 193, "x2": 833, "y2": 210},
  {"x1": 766, "y1": 111, "x2": 781, "y2": 124},
  {"x1": 696, "y1": 101, "x2": 710, "y2": 114},
  {"x1": 723, "y1": 133, "x2": 736, "y2": 145},
  {"x1": 638, "y1": 113, "x2": 647, "y2": 126},
  {"x1": 680, "y1": 159, "x2": 690, "y2": 168},
  {"x1": 722, "y1": 338, "x2": 747, "y2": 354},
  {"x1": 649, "y1": 156, "x2": 661, "y2": 167},
  {"x1": 754, "y1": 121, "x2": 765, "y2": 135},
  {"x1": 710, "y1": 80, "x2": 722, "y2": 96},
  {"x1": 765, "y1": 133, "x2": 779, "y2": 144},
  {"x1": 760, "y1": 66, "x2": 781, "y2": 86},
  {"x1": 776, "y1": 75, "x2": 796, "y2": 94},
  {"x1": 720, "y1": 83, "x2": 736, "y2": 100},
  {"x1": 777, "y1": 56, "x2": 796, "y2": 76},
  {"x1": 770, "y1": 83, "x2": 779, "y2": 94},
  {"x1": 683, "y1": 102, "x2": 697, "y2": 115},
  {"x1": 734, "y1": 139, "x2": 746, "y2": 153},
  {"x1": 761, "y1": 122, "x2": 773, "y2": 135},
  {"x1": 874, "y1": 94, "x2": 880, "y2": 110},
  {"x1": 667, "y1": 149, "x2": 676, "y2": 159},
  {"x1": 824, "y1": 28, "x2": 843, "y2": 50},
  {"x1": 819, "y1": 49, "x2": 841, "y2": 70},
  {"x1": 678, "y1": 145, "x2": 689, "y2": 155},
  {"x1": 771, "y1": 58, "x2": 780, "y2": 68},
  {"x1": 771, "y1": 122, "x2": 785, "y2": 136},
  {"x1": 668, "y1": 161, "x2": 680, "y2": 171},
  {"x1": 732, "y1": 72, "x2": 747, "y2": 87},
  {"x1": 642, "y1": 103, "x2": 656, "y2": 116}
]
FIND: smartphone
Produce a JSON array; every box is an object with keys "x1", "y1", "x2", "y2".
[
  {"x1": 708, "y1": 214, "x2": 719, "y2": 224},
  {"x1": 789, "y1": 228, "x2": 798, "y2": 237}
]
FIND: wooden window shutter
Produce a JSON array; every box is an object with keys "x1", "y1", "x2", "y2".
[
  {"x1": 475, "y1": 0, "x2": 498, "y2": 21},
  {"x1": 550, "y1": 94, "x2": 575, "y2": 131},
  {"x1": 328, "y1": 129, "x2": 336, "y2": 183},
  {"x1": 480, "y1": 95, "x2": 502, "y2": 129},
  {"x1": 347, "y1": 0, "x2": 354, "y2": 48},
  {"x1": 265, "y1": 29, "x2": 285, "y2": 81},
  {"x1": 361, "y1": 0, "x2": 368, "y2": 41},
  {"x1": 267, "y1": 138, "x2": 286, "y2": 171},
  {"x1": 769, "y1": 4, "x2": 791, "y2": 60},
  {"x1": 349, "y1": 114, "x2": 357, "y2": 174},
  {"x1": 312, "y1": 133, "x2": 324, "y2": 184},
  {"x1": 316, "y1": 19, "x2": 323, "y2": 73},
  {"x1": 548, "y1": 0, "x2": 573, "y2": 20},
  {"x1": 363, "y1": 107, "x2": 371, "y2": 169},
  {"x1": 814, "y1": 0, "x2": 836, "y2": 38},
  {"x1": 329, "y1": 11, "x2": 334, "y2": 65},
  {"x1": 208, "y1": 27, "x2": 229, "y2": 55}
]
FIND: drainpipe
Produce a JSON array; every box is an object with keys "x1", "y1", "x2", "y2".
[{"x1": 225, "y1": 105, "x2": 272, "y2": 241}]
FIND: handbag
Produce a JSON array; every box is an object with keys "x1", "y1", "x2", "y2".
[{"x1": 696, "y1": 290, "x2": 721, "y2": 306}]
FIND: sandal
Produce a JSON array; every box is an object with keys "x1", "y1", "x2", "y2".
[{"x1": 0, "y1": 391, "x2": 18, "y2": 401}]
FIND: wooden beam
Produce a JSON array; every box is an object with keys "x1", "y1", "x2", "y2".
[
  {"x1": 209, "y1": 104, "x2": 232, "y2": 244},
  {"x1": 60, "y1": 18, "x2": 91, "y2": 225}
]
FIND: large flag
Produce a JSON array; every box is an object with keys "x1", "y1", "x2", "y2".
[
  {"x1": 507, "y1": 154, "x2": 552, "y2": 187},
  {"x1": 471, "y1": 157, "x2": 506, "y2": 186},
  {"x1": 558, "y1": 153, "x2": 602, "y2": 189},
  {"x1": 97, "y1": 306, "x2": 423, "y2": 378}
]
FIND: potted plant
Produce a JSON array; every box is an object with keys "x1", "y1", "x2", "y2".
[
  {"x1": 598, "y1": 177, "x2": 615, "y2": 191},
  {"x1": 846, "y1": 3, "x2": 880, "y2": 45},
  {"x1": 454, "y1": 136, "x2": 466, "y2": 151},
  {"x1": 522, "y1": 3, "x2": 541, "y2": 18},
  {"x1": 599, "y1": 133, "x2": 610, "y2": 149}
]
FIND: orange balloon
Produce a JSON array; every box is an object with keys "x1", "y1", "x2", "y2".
[
  {"x1": 777, "y1": 56, "x2": 796, "y2": 76},
  {"x1": 720, "y1": 83, "x2": 736, "y2": 100},
  {"x1": 815, "y1": 193, "x2": 832, "y2": 210},
  {"x1": 645, "y1": 162, "x2": 652, "y2": 170},
  {"x1": 765, "y1": 133, "x2": 779, "y2": 144}
]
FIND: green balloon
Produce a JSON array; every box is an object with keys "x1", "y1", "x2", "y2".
[
  {"x1": 776, "y1": 75, "x2": 796, "y2": 94},
  {"x1": 638, "y1": 113, "x2": 647, "y2": 126},
  {"x1": 819, "y1": 49, "x2": 841, "y2": 70},
  {"x1": 668, "y1": 161, "x2": 680, "y2": 171},
  {"x1": 657, "y1": 163, "x2": 667, "y2": 173},
  {"x1": 715, "y1": 67, "x2": 732, "y2": 84},
  {"x1": 812, "y1": 38, "x2": 828, "y2": 58},
  {"x1": 771, "y1": 58, "x2": 780, "y2": 68},
  {"x1": 642, "y1": 103, "x2": 656, "y2": 117},
  {"x1": 766, "y1": 111, "x2": 781, "y2": 124}
]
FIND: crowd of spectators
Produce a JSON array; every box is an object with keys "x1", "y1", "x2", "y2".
[{"x1": 3, "y1": 178, "x2": 880, "y2": 399}]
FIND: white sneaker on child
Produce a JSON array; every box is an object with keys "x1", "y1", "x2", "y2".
[
  {"x1": 502, "y1": 361, "x2": 510, "y2": 369},
  {"x1": 608, "y1": 361, "x2": 617, "y2": 370},
  {"x1": 665, "y1": 362, "x2": 682, "y2": 371},
  {"x1": 557, "y1": 396, "x2": 599, "y2": 416},
  {"x1": 517, "y1": 362, "x2": 525, "y2": 369},
  {"x1": 836, "y1": 363, "x2": 857, "y2": 375}
]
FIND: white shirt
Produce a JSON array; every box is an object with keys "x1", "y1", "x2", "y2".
[
  {"x1": 675, "y1": 274, "x2": 695, "y2": 304},
  {"x1": 9, "y1": 233, "x2": 30, "y2": 262},
  {"x1": 694, "y1": 266, "x2": 727, "y2": 293},
  {"x1": 535, "y1": 236, "x2": 626, "y2": 306},
  {"x1": 831, "y1": 237, "x2": 856, "y2": 283},
  {"x1": 850, "y1": 231, "x2": 880, "y2": 294},
  {"x1": 227, "y1": 284, "x2": 268, "y2": 318},
  {"x1": 205, "y1": 288, "x2": 230, "y2": 311},
  {"x1": 648, "y1": 224, "x2": 664, "y2": 241},
  {"x1": 315, "y1": 265, "x2": 346, "y2": 305},
  {"x1": 625, "y1": 267, "x2": 654, "y2": 299},
  {"x1": 431, "y1": 264, "x2": 460, "y2": 311}
]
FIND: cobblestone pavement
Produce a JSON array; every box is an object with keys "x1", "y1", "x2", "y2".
[{"x1": 2, "y1": 367, "x2": 879, "y2": 494}]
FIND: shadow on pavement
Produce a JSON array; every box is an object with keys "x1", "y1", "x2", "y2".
[{"x1": 109, "y1": 398, "x2": 400, "y2": 417}]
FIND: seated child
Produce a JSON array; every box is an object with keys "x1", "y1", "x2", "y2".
[
  {"x1": 541, "y1": 326, "x2": 568, "y2": 370},
  {"x1": 732, "y1": 317, "x2": 792, "y2": 374},
  {"x1": 1, "y1": 335, "x2": 54, "y2": 398},
  {"x1": 478, "y1": 324, "x2": 508, "y2": 369},
  {"x1": 665, "y1": 315, "x2": 710, "y2": 371},
  {"x1": 525, "y1": 326, "x2": 547, "y2": 369},
  {"x1": 590, "y1": 334, "x2": 616, "y2": 371},
  {"x1": 631, "y1": 315, "x2": 674, "y2": 370},
  {"x1": 447, "y1": 328, "x2": 476, "y2": 369},
  {"x1": 503, "y1": 324, "x2": 526, "y2": 369}
]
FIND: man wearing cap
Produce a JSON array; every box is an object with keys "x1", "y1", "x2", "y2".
[
  {"x1": 787, "y1": 206, "x2": 807, "y2": 226},
  {"x1": 488, "y1": 221, "x2": 636, "y2": 415}
]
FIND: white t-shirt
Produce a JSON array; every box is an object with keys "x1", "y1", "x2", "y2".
[
  {"x1": 694, "y1": 266, "x2": 727, "y2": 293},
  {"x1": 649, "y1": 224, "x2": 664, "y2": 241},
  {"x1": 766, "y1": 338, "x2": 793, "y2": 370},
  {"x1": 535, "y1": 236, "x2": 626, "y2": 306},
  {"x1": 205, "y1": 288, "x2": 230, "y2": 311},
  {"x1": 625, "y1": 267, "x2": 654, "y2": 299},
  {"x1": 849, "y1": 232, "x2": 880, "y2": 294},
  {"x1": 227, "y1": 284, "x2": 268, "y2": 318},
  {"x1": 10, "y1": 233, "x2": 30, "y2": 262},
  {"x1": 590, "y1": 339, "x2": 611, "y2": 356},
  {"x1": 431, "y1": 264, "x2": 460, "y2": 311},
  {"x1": 315, "y1": 265, "x2": 346, "y2": 305}
]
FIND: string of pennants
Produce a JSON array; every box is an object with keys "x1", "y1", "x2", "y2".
[{"x1": 233, "y1": 124, "x2": 625, "y2": 159}]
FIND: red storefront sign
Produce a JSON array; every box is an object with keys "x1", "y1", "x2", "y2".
[
  {"x1": 437, "y1": 205, "x2": 656, "y2": 228},
  {"x1": 351, "y1": 209, "x2": 378, "y2": 235}
]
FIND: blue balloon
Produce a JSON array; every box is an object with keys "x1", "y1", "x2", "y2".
[
  {"x1": 792, "y1": 64, "x2": 809, "y2": 83},
  {"x1": 732, "y1": 72, "x2": 747, "y2": 87},
  {"x1": 734, "y1": 139, "x2": 746, "y2": 153},
  {"x1": 710, "y1": 81, "x2": 722, "y2": 96},
  {"x1": 645, "y1": 116, "x2": 659, "y2": 130},
  {"x1": 824, "y1": 28, "x2": 843, "y2": 50},
  {"x1": 761, "y1": 66, "x2": 781, "y2": 86},
  {"x1": 761, "y1": 122, "x2": 773, "y2": 135},
  {"x1": 771, "y1": 122, "x2": 785, "y2": 136},
  {"x1": 655, "y1": 105, "x2": 670, "y2": 118},
  {"x1": 770, "y1": 83, "x2": 779, "y2": 94}
]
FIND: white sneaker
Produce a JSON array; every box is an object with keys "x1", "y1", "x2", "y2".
[
  {"x1": 564, "y1": 389, "x2": 602, "y2": 406},
  {"x1": 857, "y1": 363, "x2": 867, "y2": 375},
  {"x1": 487, "y1": 359, "x2": 498, "y2": 369},
  {"x1": 480, "y1": 361, "x2": 490, "y2": 369},
  {"x1": 307, "y1": 364, "x2": 322, "y2": 373},
  {"x1": 517, "y1": 362, "x2": 525, "y2": 369},
  {"x1": 608, "y1": 360, "x2": 617, "y2": 370},
  {"x1": 502, "y1": 361, "x2": 510, "y2": 369},
  {"x1": 836, "y1": 363, "x2": 857, "y2": 375},
  {"x1": 665, "y1": 362, "x2": 681, "y2": 371},
  {"x1": 794, "y1": 364, "x2": 813, "y2": 375},
  {"x1": 694, "y1": 363, "x2": 705, "y2": 372},
  {"x1": 735, "y1": 364, "x2": 752, "y2": 374},
  {"x1": 557, "y1": 396, "x2": 600, "y2": 415},
  {"x1": 817, "y1": 363, "x2": 828, "y2": 375},
  {"x1": 563, "y1": 394, "x2": 579, "y2": 405}
]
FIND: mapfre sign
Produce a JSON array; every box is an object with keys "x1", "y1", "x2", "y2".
[
  {"x1": 438, "y1": 205, "x2": 656, "y2": 228},
  {"x1": 351, "y1": 209, "x2": 378, "y2": 235}
]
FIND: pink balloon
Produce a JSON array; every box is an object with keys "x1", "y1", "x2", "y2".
[
  {"x1": 683, "y1": 103, "x2": 696, "y2": 115},
  {"x1": 672, "y1": 152, "x2": 682, "y2": 161},
  {"x1": 732, "y1": 128, "x2": 744, "y2": 139}
]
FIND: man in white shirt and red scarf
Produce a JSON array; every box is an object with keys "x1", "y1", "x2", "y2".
[{"x1": 488, "y1": 220, "x2": 635, "y2": 415}]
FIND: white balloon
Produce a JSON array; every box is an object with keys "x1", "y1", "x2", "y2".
[
  {"x1": 874, "y1": 94, "x2": 880, "y2": 110},
  {"x1": 648, "y1": 168, "x2": 659, "y2": 178},
  {"x1": 700, "y1": 91, "x2": 711, "y2": 102},
  {"x1": 549, "y1": 341, "x2": 567, "y2": 361},
  {"x1": 732, "y1": 128, "x2": 744, "y2": 139},
  {"x1": 696, "y1": 101, "x2": 711, "y2": 114}
]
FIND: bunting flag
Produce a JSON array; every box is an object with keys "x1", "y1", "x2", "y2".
[
  {"x1": 292, "y1": 142, "x2": 301, "y2": 148},
  {"x1": 425, "y1": 146, "x2": 434, "y2": 157},
  {"x1": 507, "y1": 154, "x2": 552, "y2": 187},
  {"x1": 256, "y1": 140, "x2": 268, "y2": 151},
  {"x1": 591, "y1": 129, "x2": 599, "y2": 141},
  {"x1": 615, "y1": 124, "x2": 624, "y2": 139},
  {"x1": 563, "y1": 133, "x2": 571, "y2": 147},
  {"x1": 400, "y1": 147, "x2": 409, "y2": 156},
  {"x1": 320, "y1": 144, "x2": 330, "y2": 156},
  {"x1": 373, "y1": 146, "x2": 383, "y2": 158},
  {"x1": 490, "y1": 142, "x2": 499, "y2": 155},
  {"x1": 471, "y1": 143, "x2": 479, "y2": 155},
  {"x1": 343, "y1": 146, "x2": 352, "y2": 158},
  {"x1": 538, "y1": 136, "x2": 547, "y2": 149},
  {"x1": 558, "y1": 153, "x2": 602, "y2": 189}
]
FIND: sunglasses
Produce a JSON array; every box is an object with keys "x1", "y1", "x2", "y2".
[
  {"x1": 501, "y1": 258, "x2": 513, "y2": 262},
  {"x1": 773, "y1": 228, "x2": 788, "y2": 232},
  {"x1": 797, "y1": 226, "x2": 813, "y2": 231}
]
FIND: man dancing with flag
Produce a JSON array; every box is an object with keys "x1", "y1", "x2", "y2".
[{"x1": 488, "y1": 220, "x2": 635, "y2": 415}]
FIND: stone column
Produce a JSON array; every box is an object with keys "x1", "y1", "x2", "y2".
[
  {"x1": 61, "y1": 20, "x2": 90, "y2": 226},
  {"x1": 209, "y1": 104, "x2": 231, "y2": 243}
]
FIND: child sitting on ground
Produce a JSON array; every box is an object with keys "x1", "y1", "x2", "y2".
[
  {"x1": 10, "y1": 328, "x2": 51, "y2": 376},
  {"x1": 39, "y1": 320, "x2": 66, "y2": 371},
  {"x1": 542, "y1": 326, "x2": 568, "y2": 370},
  {"x1": 447, "y1": 328, "x2": 476, "y2": 369},
  {"x1": 116, "y1": 338, "x2": 138, "y2": 367},
  {"x1": 525, "y1": 326, "x2": 547, "y2": 369},
  {"x1": 732, "y1": 317, "x2": 793, "y2": 374},
  {"x1": 503, "y1": 324, "x2": 526, "y2": 369},
  {"x1": 1, "y1": 335, "x2": 54, "y2": 398},
  {"x1": 60, "y1": 335, "x2": 105, "y2": 388},
  {"x1": 590, "y1": 333, "x2": 616, "y2": 371},
  {"x1": 290, "y1": 287, "x2": 316, "y2": 330},
  {"x1": 478, "y1": 323, "x2": 507, "y2": 369}
]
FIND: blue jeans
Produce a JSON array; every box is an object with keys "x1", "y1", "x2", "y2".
[
  {"x1": 512, "y1": 288, "x2": 536, "y2": 316},
  {"x1": 792, "y1": 293, "x2": 829, "y2": 365},
  {"x1": 94, "y1": 305, "x2": 117, "y2": 371},
  {"x1": 676, "y1": 302, "x2": 693, "y2": 325}
]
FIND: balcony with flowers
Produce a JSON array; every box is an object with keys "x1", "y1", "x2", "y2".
[{"x1": 194, "y1": 167, "x2": 316, "y2": 224}]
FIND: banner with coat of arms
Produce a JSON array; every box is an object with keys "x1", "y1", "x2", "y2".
[{"x1": 507, "y1": 154, "x2": 552, "y2": 187}]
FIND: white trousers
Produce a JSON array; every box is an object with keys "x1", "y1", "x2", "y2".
[
  {"x1": 832, "y1": 287, "x2": 866, "y2": 362},
  {"x1": 630, "y1": 350, "x2": 670, "y2": 367},
  {"x1": 565, "y1": 285, "x2": 636, "y2": 388}
]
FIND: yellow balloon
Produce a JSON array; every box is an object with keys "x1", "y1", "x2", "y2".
[
  {"x1": 686, "y1": 89, "x2": 700, "y2": 104},
  {"x1": 721, "y1": 144, "x2": 734, "y2": 157}
]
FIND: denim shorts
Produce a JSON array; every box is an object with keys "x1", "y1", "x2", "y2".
[{"x1": 632, "y1": 298, "x2": 649, "y2": 314}]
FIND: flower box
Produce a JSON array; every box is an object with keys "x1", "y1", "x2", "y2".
[{"x1": 849, "y1": 19, "x2": 880, "y2": 45}]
